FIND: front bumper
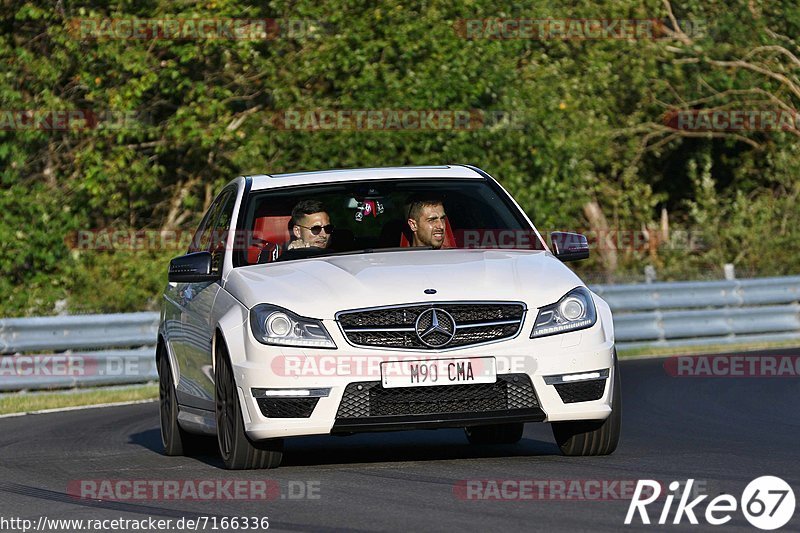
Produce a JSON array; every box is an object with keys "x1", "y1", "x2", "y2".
[{"x1": 230, "y1": 316, "x2": 616, "y2": 441}]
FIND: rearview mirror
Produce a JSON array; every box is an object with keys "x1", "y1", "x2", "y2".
[
  {"x1": 550, "y1": 232, "x2": 589, "y2": 262},
  {"x1": 168, "y1": 252, "x2": 218, "y2": 283}
]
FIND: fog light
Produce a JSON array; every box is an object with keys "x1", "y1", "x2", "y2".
[
  {"x1": 543, "y1": 368, "x2": 609, "y2": 385},
  {"x1": 562, "y1": 371, "x2": 601, "y2": 382},
  {"x1": 251, "y1": 388, "x2": 331, "y2": 398}
]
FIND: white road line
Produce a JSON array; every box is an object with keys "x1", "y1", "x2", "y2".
[{"x1": 0, "y1": 398, "x2": 157, "y2": 419}]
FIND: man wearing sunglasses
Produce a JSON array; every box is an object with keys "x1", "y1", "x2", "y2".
[{"x1": 288, "y1": 199, "x2": 334, "y2": 250}]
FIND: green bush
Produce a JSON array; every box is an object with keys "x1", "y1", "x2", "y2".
[{"x1": 1, "y1": 0, "x2": 798, "y2": 316}]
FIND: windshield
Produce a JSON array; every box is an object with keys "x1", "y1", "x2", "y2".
[{"x1": 235, "y1": 178, "x2": 545, "y2": 266}]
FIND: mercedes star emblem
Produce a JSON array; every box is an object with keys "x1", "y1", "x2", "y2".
[{"x1": 415, "y1": 308, "x2": 456, "y2": 347}]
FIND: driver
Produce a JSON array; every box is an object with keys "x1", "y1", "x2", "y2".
[
  {"x1": 288, "y1": 199, "x2": 333, "y2": 250},
  {"x1": 407, "y1": 198, "x2": 447, "y2": 249}
]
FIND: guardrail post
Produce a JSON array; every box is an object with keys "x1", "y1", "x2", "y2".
[{"x1": 644, "y1": 265, "x2": 657, "y2": 284}]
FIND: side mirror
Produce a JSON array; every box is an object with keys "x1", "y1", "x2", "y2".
[
  {"x1": 168, "y1": 252, "x2": 218, "y2": 282},
  {"x1": 550, "y1": 232, "x2": 589, "y2": 262}
]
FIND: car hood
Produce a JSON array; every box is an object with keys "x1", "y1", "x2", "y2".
[{"x1": 224, "y1": 249, "x2": 585, "y2": 319}]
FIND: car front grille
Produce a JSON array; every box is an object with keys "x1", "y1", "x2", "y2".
[
  {"x1": 336, "y1": 302, "x2": 525, "y2": 350},
  {"x1": 335, "y1": 373, "x2": 538, "y2": 418},
  {"x1": 553, "y1": 379, "x2": 607, "y2": 403}
]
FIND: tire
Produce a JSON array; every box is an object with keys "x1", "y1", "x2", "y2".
[
  {"x1": 158, "y1": 346, "x2": 192, "y2": 456},
  {"x1": 215, "y1": 341, "x2": 283, "y2": 470},
  {"x1": 551, "y1": 357, "x2": 621, "y2": 456},
  {"x1": 464, "y1": 423, "x2": 524, "y2": 445}
]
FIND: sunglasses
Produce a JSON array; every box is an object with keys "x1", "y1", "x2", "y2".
[{"x1": 297, "y1": 223, "x2": 334, "y2": 235}]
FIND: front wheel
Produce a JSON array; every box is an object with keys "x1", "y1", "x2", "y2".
[
  {"x1": 551, "y1": 358, "x2": 621, "y2": 456},
  {"x1": 215, "y1": 341, "x2": 283, "y2": 469}
]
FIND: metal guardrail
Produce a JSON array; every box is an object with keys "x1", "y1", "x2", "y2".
[
  {"x1": 592, "y1": 276, "x2": 800, "y2": 311},
  {"x1": 1, "y1": 276, "x2": 799, "y2": 391},
  {"x1": 594, "y1": 276, "x2": 800, "y2": 349},
  {"x1": 0, "y1": 311, "x2": 159, "y2": 391},
  {"x1": 0, "y1": 312, "x2": 158, "y2": 353}
]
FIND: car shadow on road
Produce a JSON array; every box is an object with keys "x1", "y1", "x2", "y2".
[
  {"x1": 130, "y1": 428, "x2": 226, "y2": 468},
  {"x1": 131, "y1": 427, "x2": 559, "y2": 469},
  {"x1": 129, "y1": 428, "x2": 163, "y2": 452},
  {"x1": 281, "y1": 429, "x2": 560, "y2": 467},
  {"x1": 129, "y1": 428, "x2": 560, "y2": 468}
]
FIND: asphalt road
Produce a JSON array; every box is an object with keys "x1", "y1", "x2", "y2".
[{"x1": 0, "y1": 351, "x2": 798, "y2": 532}]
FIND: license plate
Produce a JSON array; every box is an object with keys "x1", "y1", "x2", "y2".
[{"x1": 380, "y1": 357, "x2": 497, "y2": 388}]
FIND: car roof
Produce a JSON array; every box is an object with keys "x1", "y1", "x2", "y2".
[{"x1": 248, "y1": 165, "x2": 484, "y2": 191}]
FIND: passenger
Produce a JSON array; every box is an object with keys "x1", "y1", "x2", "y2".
[
  {"x1": 407, "y1": 198, "x2": 447, "y2": 249},
  {"x1": 288, "y1": 199, "x2": 333, "y2": 250}
]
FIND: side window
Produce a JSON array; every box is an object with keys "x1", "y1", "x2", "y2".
[
  {"x1": 188, "y1": 192, "x2": 228, "y2": 254},
  {"x1": 209, "y1": 189, "x2": 238, "y2": 274}
]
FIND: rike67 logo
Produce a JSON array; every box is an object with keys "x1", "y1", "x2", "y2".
[{"x1": 626, "y1": 477, "x2": 795, "y2": 530}]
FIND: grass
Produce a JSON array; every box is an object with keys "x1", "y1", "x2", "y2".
[
  {"x1": 618, "y1": 338, "x2": 800, "y2": 359},
  {"x1": 0, "y1": 383, "x2": 158, "y2": 415}
]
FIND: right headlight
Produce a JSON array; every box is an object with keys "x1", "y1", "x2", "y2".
[
  {"x1": 250, "y1": 304, "x2": 337, "y2": 349},
  {"x1": 530, "y1": 287, "x2": 597, "y2": 338}
]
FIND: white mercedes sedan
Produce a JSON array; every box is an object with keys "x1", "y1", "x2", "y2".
[{"x1": 158, "y1": 165, "x2": 620, "y2": 469}]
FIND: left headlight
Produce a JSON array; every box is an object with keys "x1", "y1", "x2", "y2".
[
  {"x1": 250, "y1": 304, "x2": 337, "y2": 349},
  {"x1": 530, "y1": 287, "x2": 597, "y2": 338}
]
